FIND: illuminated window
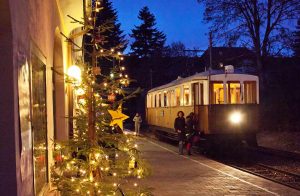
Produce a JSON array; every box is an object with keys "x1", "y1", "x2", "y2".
[
  {"x1": 158, "y1": 93, "x2": 162, "y2": 107},
  {"x1": 163, "y1": 91, "x2": 167, "y2": 107},
  {"x1": 244, "y1": 81, "x2": 257, "y2": 104},
  {"x1": 228, "y1": 82, "x2": 241, "y2": 104},
  {"x1": 184, "y1": 86, "x2": 190, "y2": 105},
  {"x1": 167, "y1": 91, "x2": 171, "y2": 107},
  {"x1": 175, "y1": 88, "x2": 181, "y2": 106},
  {"x1": 211, "y1": 82, "x2": 226, "y2": 104}
]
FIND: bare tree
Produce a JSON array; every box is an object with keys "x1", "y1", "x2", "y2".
[{"x1": 198, "y1": 0, "x2": 300, "y2": 73}]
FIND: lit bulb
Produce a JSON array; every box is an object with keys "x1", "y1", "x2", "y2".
[
  {"x1": 134, "y1": 144, "x2": 138, "y2": 148},
  {"x1": 121, "y1": 66, "x2": 125, "y2": 71},
  {"x1": 104, "y1": 83, "x2": 107, "y2": 87},
  {"x1": 125, "y1": 74, "x2": 128, "y2": 78},
  {"x1": 67, "y1": 65, "x2": 81, "y2": 82},
  {"x1": 96, "y1": 8, "x2": 100, "y2": 12},
  {"x1": 110, "y1": 73, "x2": 114, "y2": 78},
  {"x1": 100, "y1": 49, "x2": 104, "y2": 53},
  {"x1": 76, "y1": 189, "x2": 79, "y2": 192},
  {"x1": 113, "y1": 183, "x2": 117, "y2": 187},
  {"x1": 115, "y1": 154, "x2": 119, "y2": 158},
  {"x1": 134, "y1": 183, "x2": 138, "y2": 187},
  {"x1": 88, "y1": 17, "x2": 92, "y2": 21},
  {"x1": 111, "y1": 48, "x2": 114, "y2": 52},
  {"x1": 120, "y1": 57, "x2": 124, "y2": 60},
  {"x1": 113, "y1": 173, "x2": 117, "y2": 176}
]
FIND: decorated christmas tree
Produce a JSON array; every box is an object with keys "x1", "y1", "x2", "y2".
[{"x1": 51, "y1": 1, "x2": 150, "y2": 195}]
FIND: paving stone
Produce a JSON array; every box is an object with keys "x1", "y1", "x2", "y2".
[{"x1": 139, "y1": 138, "x2": 300, "y2": 196}]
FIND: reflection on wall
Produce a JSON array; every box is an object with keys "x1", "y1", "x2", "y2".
[
  {"x1": 31, "y1": 53, "x2": 48, "y2": 195},
  {"x1": 18, "y1": 59, "x2": 34, "y2": 195}
]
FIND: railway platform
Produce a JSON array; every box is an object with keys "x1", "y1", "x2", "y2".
[{"x1": 139, "y1": 137, "x2": 300, "y2": 196}]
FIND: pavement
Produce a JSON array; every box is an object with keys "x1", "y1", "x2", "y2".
[{"x1": 138, "y1": 137, "x2": 300, "y2": 196}]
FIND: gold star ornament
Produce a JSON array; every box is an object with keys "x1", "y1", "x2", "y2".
[{"x1": 108, "y1": 106, "x2": 129, "y2": 130}]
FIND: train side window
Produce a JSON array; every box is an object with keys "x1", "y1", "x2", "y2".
[
  {"x1": 184, "y1": 85, "x2": 190, "y2": 105},
  {"x1": 210, "y1": 82, "x2": 226, "y2": 104},
  {"x1": 228, "y1": 82, "x2": 241, "y2": 104},
  {"x1": 167, "y1": 91, "x2": 171, "y2": 107},
  {"x1": 244, "y1": 81, "x2": 257, "y2": 104},
  {"x1": 163, "y1": 92, "x2": 167, "y2": 107},
  {"x1": 158, "y1": 93, "x2": 162, "y2": 107},
  {"x1": 175, "y1": 88, "x2": 180, "y2": 106}
]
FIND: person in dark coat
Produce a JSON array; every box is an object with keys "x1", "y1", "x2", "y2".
[
  {"x1": 174, "y1": 111, "x2": 185, "y2": 155},
  {"x1": 186, "y1": 112, "x2": 196, "y2": 155}
]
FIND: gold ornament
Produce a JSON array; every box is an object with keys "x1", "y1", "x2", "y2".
[{"x1": 108, "y1": 105, "x2": 129, "y2": 130}]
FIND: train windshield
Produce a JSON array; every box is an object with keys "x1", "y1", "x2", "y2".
[{"x1": 210, "y1": 81, "x2": 257, "y2": 104}]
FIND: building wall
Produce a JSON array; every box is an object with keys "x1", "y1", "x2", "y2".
[{"x1": 0, "y1": 0, "x2": 83, "y2": 195}]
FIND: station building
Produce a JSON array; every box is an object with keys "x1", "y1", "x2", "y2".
[{"x1": 0, "y1": 0, "x2": 89, "y2": 195}]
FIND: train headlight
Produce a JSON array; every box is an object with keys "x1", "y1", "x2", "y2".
[{"x1": 229, "y1": 111, "x2": 242, "y2": 124}]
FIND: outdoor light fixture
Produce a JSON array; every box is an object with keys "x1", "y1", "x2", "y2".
[
  {"x1": 67, "y1": 65, "x2": 81, "y2": 83},
  {"x1": 229, "y1": 111, "x2": 242, "y2": 124}
]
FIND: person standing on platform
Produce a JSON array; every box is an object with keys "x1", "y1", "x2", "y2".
[
  {"x1": 133, "y1": 113, "x2": 142, "y2": 135},
  {"x1": 186, "y1": 112, "x2": 196, "y2": 155},
  {"x1": 174, "y1": 111, "x2": 186, "y2": 155}
]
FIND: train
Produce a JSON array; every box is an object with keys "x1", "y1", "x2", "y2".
[{"x1": 146, "y1": 66, "x2": 259, "y2": 146}]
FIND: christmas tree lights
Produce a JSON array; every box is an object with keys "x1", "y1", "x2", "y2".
[{"x1": 51, "y1": 1, "x2": 150, "y2": 195}]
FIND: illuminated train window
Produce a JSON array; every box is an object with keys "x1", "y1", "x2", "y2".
[
  {"x1": 184, "y1": 85, "x2": 190, "y2": 105},
  {"x1": 211, "y1": 82, "x2": 227, "y2": 104},
  {"x1": 244, "y1": 81, "x2": 257, "y2": 104},
  {"x1": 175, "y1": 88, "x2": 181, "y2": 106},
  {"x1": 228, "y1": 82, "x2": 241, "y2": 104}
]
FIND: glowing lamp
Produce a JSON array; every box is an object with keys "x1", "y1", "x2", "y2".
[
  {"x1": 229, "y1": 111, "x2": 242, "y2": 124},
  {"x1": 67, "y1": 65, "x2": 81, "y2": 82}
]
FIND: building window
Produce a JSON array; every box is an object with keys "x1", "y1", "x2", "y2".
[
  {"x1": 184, "y1": 85, "x2": 190, "y2": 105},
  {"x1": 31, "y1": 53, "x2": 48, "y2": 195},
  {"x1": 175, "y1": 87, "x2": 181, "y2": 106},
  {"x1": 154, "y1": 94, "x2": 157, "y2": 107},
  {"x1": 228, "y1": 82, "x2": 241, "y2": 104},
  {"x1": 244, "y1": 81, "x2": 257, "y2": 104},
  {"x1": 210, "y1": 82, "x2": 226, "y2": 104}
]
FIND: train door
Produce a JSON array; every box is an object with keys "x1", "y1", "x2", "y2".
[{"x1": 192, "y1": 83, "x2": 199, "y2": 128}]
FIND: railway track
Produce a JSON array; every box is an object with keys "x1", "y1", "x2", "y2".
[{"x1": 226, "y1": 162, "x2": 300, "y2": 191}]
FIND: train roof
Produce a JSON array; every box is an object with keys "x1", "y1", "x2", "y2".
[{"x1": 148, "y1": 69, "x2": 257, "y2": 93}]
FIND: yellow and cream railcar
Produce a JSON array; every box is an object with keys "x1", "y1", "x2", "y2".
[{"x1": 146, "y1": 69, "x2": 259, "y2": 145}]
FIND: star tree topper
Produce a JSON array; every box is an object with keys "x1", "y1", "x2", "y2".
[{"x1": 108, "y1": 105, "x2": 129, "y2": 130}]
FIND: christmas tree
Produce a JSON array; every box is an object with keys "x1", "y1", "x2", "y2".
[{"x1": 51, "y1": 1, "x2": 150, "y2": 195}]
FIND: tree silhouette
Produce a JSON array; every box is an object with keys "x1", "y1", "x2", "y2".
[
  {"x1": 130, "y1": 6, "x2": 166, "y2": 58},
  {"x1": 293, "y1": 19, "x2": 300, "y2": 57}
]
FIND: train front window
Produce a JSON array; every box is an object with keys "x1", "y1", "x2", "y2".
[
  {"x1": 244, "y1": 81, "x2": 257, "y2": 104},
  {"x1": 228, "y1": 82, "x2": 241, "y2": 104},
  {"x1": 211, "y1": 82, "x2": 226, "y2": 104}
]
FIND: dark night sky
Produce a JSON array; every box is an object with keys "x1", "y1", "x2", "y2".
[{"x1": 113, "y1": 0, "x2": 209, "y2": 53}]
